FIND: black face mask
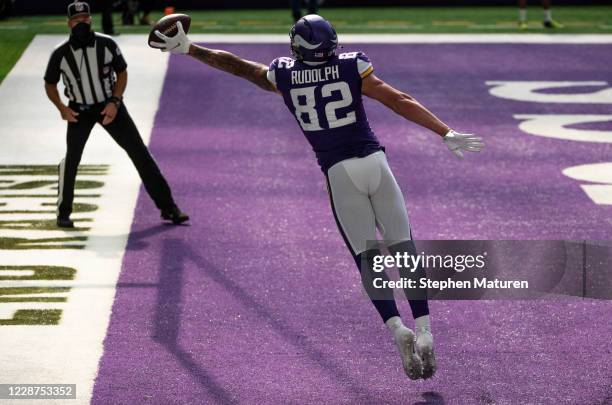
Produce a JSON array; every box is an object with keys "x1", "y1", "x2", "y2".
[{"x1": 71, "y1": 22, "x2": 93, "y2": 47}]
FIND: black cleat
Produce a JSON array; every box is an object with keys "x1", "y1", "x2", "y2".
[
  {"x1": 161, "y1": 207, "x2": 190, "y2": 225},
  {"x1": 57, "y1": 216, "x2": 74, "y2": 228}
]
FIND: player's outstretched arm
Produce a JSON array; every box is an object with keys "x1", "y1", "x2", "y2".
[
  {"x1": 149, "y1": 22, "x2": 276, "y2": 93},
  {"x1": 362, "y1": 73, "x2": 449, "y2": 136},
  {"x1": 362, "y1": 73, "x2": 483, "y2": 159},
  {"x1": 187, "y1": 44, "x2": 277, "y2": 93}
]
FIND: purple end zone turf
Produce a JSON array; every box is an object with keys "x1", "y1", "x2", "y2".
[{"x1": 92, "y1": 44, "x2": 612, "y2": 404}]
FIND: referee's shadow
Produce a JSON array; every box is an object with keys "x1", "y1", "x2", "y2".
[
  {"x1": 70, "y1": 222, "x2": 178, "y2": 258},
  {"x1": 124, "y1": 222, "x2": 183, "y2": 251}
]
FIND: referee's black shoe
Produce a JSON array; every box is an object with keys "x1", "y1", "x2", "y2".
[
  {"x1": 161, "y1": 207, "x2": 190, "y2": 225},
  {"x1": 57, "y1": 216, "x2": 74, "y2": 228}
]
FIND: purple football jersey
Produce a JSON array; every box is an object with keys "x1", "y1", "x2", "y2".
[{"x1": 268, "y1": 52, "x2": 383, "y2": 172}]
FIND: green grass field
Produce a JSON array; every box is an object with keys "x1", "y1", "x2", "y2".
[{"x1": 1, "y1": 6, "x2": 611, "y2": 83}]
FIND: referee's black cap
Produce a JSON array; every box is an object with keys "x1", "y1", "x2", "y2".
[{"x1": 67, "y1": 1, "x2": 91, "y2": 18}]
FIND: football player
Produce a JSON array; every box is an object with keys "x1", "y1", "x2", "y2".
[
  {"x1": 518, "y1": 0, "x2": 564, "y2": 29},
  {"x1": 150, "y1": 15, "x2": 483, "y2": 380}
]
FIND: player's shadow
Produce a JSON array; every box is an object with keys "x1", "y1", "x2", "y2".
[
  {"x1": 153, "y1": 237, "x2": 382, "y2": 404},
  {"x1": 413, "y1": 391, "x2": 446, "y2": 405}
]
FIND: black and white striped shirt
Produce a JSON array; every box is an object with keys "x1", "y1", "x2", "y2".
[{"x1": 44, "y1": 33, "x2": 127, "y2": 105}]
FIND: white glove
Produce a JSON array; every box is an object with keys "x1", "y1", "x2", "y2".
[
  {"x1": 149, "y1": 21, "x2": 192, "y2": 54},
  {"x1": 443, "y1": 130, "x2": 484, "y2": 159}
]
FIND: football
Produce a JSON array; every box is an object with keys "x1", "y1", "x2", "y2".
[{"x1": 148, "y1": 13, "x2": 191, "y2": 48}]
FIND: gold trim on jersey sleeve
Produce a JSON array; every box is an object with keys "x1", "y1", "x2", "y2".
[{"x1": 360, "y1": 66, "x2": 374, "y2": 79}]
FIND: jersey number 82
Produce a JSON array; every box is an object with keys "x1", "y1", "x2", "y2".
[{"x1": 289, "y1": 81, "x2": 357, "y2": 131}]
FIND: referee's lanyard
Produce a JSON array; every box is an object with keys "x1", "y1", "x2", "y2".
[
  {"x1": 77, "y1": 48, "x2": 89, "y2": 103},
  {"x1": 71, "y1": 46, "x2": 107, "y2": 111},
  {"x1": 71, "y1": 31, "x2": 105, "y2": 108}
]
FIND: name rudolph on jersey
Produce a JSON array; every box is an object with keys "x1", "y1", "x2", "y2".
[{"x1": 291, "y1": 65, "x2": 340, "y2": 85}]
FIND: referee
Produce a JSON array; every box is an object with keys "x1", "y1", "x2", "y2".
[{"x1": 44, "y1": 1, "x2": 188, "y2": 228}]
